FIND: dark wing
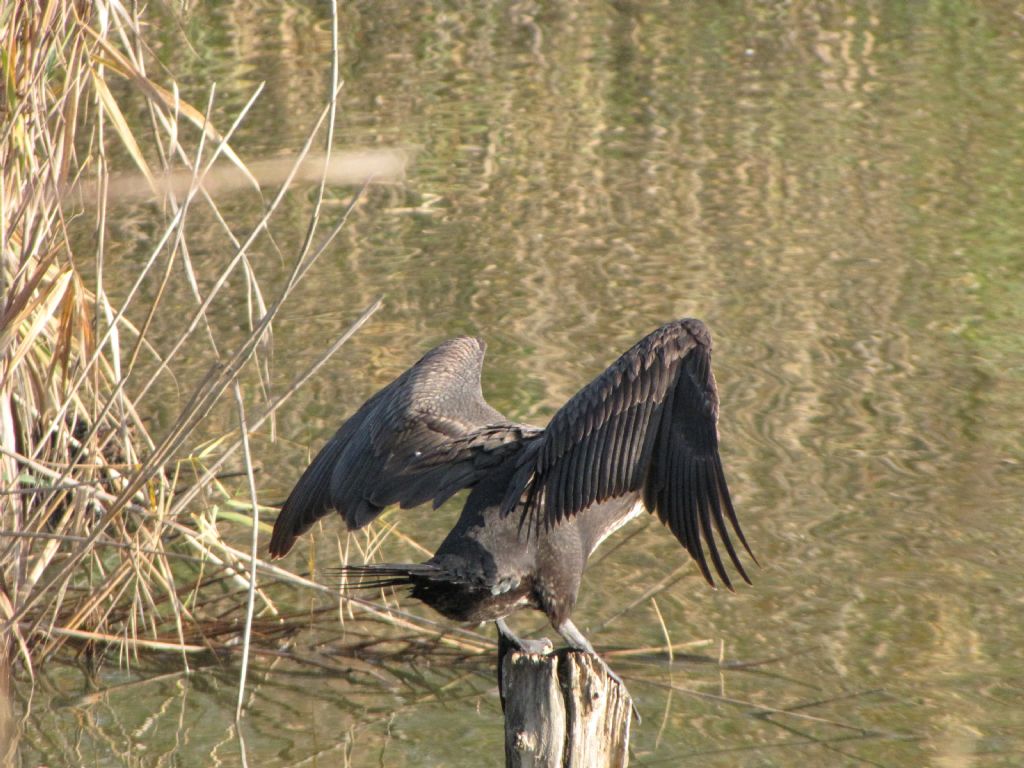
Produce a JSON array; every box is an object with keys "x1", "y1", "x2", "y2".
[
  {"x1": 500, "y1": 319, "x2": 755, "y2": 588},
  {"x1": 269, "y1": 336, "x2": 539, "y2": 558}
]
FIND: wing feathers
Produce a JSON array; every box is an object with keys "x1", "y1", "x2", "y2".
[
  {"x1": 696, "y1": 458, "x2": 731, "y2": 589},
  {"x1": 267, "y1": 433, "x2": 347, "y2": 558},
  {"x1": 270, "y1": 337, "x2": 536, "y2": 558},
  {"x1": 502, "y1": 318, "x2": 753, "y2": 587},
  {"x1": 704, "y1": 456, "x2": 750, "y2": 584},
  {"x1": 715, "y1": 453, "x2": 756, "y2": 562}
]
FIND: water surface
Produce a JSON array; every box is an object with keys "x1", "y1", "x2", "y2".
[{"x1": 13, "y1": 2, "x2": 1024, "y2": 766}]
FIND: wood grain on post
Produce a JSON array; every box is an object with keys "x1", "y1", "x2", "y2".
[{"x1": 502, "y1": 649, "x2": 632, "y2": 768}]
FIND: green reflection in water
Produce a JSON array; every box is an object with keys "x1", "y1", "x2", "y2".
[{"x1": 15, "y1": 1, "x2": 1024, "y2": 766}]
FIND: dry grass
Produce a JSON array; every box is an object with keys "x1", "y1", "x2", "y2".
[{"x1": 0, "y1": 2, "x2": 460, "y2": 738}]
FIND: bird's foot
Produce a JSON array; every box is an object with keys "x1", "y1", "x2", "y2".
[
  {"x1": 496, "y1": 619, "x2": 553, "y2": 712},
  {"x1": 514, "y1": 636, "x2": 553, "y2": 655},
  {"x1": 496, "y1": 618, "x2": 552, "y2": 655}
]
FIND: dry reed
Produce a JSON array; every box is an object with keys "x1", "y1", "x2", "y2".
[{"x1": 0, "y1": 2, "x2": 460, "y2": 731}]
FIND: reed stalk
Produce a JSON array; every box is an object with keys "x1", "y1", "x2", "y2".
[{"x1": 0, "y1": 0, "x2": 424, "y2": 695}]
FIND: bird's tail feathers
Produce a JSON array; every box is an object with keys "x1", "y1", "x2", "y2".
[{"x1": 327, "y1": 562, "x2": 441, "y2": 591}]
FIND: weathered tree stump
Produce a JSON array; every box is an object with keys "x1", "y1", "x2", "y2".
[{"x1": 501, "y1": 649, "x2": 632, "y2": 768}]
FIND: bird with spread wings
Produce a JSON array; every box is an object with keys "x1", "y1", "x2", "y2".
[{"x1": 270, "y1": 318, "x2": 755, "y2": 699}]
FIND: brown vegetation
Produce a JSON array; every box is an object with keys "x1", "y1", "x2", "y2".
[{"x1": 0, "y1": 1, "x2": 448, "y2": 714}]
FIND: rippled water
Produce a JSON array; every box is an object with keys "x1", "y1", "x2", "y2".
[{"x1": 13, "y1": 2, "x2": 1024, "y2": 766}]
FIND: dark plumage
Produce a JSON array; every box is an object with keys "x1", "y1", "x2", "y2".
[{"x1": 270, "y1": 319, "x2": 755, "y2": 691}]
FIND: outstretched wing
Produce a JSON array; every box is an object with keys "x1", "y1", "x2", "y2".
[
  {"x1": 269, "y1": 337, "x2": 539, "y2": 558},
  {"x1": 501, "y1": 319, "x2": 754, "y2": 588}
]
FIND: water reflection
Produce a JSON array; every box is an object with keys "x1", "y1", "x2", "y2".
[{"x1": 15, "y1": 1, "x2": 1024, "y2": 766}]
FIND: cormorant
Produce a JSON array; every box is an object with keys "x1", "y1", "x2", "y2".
[{"x1": 269, "y1": 319, "x2": 754, "y2": 696}]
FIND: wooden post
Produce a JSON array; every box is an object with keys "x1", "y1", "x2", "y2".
[{"x1": 501, "y1": 649, "x2": 632, "y2": 768}]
